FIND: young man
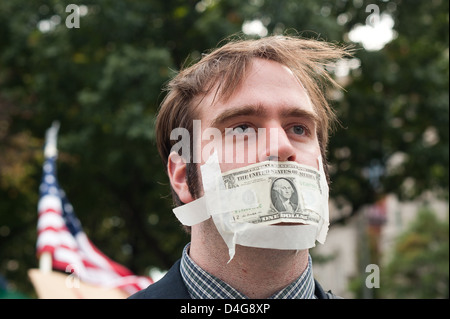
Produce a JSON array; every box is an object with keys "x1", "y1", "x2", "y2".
[{"x1": 130, "y1": 35, "x2": 348, "y2": 299}]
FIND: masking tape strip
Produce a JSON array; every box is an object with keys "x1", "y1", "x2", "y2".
[
  {"x1": 316, "y1": 155, "x2": 329, "y2": 243},
  {"x1": 173, "y1": 188, "x2": 260, "y2": 226},
  {"x1": 234, "y1": 224, "x2": 318, "y2": 250},
  {"x1": 173, "y1": 196, "x2": 209, "y2": 227}
]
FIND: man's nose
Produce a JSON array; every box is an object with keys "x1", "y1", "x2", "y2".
[{"x1": 260, "y1": 126, "x2": 296, "y2": 162}]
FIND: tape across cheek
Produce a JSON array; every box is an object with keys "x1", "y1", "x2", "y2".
[
  {"x1": 172, "y1": 180, "x2": 259, "y2": 226},
  {"x1": 173, "y1": 196, "x2": 209, "y2": 227},
  {"x1": 233, "y1": 224, "x2": 319, "y2": 249},
  {"x1": 172, "y1": 151, "x2": 330, "y2": 261}
]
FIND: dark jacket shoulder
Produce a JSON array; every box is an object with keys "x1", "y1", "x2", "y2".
[
  {"x1": 314, "y1": 279, "x2": 342, "y2": 299},
  {"x1": 128, "y1": 259, "x2": 190, "y2": 299}
]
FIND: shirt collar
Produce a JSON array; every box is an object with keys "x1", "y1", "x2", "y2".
[{"x1": 180, "y1": 243, "x2": 316, "y2": 299}]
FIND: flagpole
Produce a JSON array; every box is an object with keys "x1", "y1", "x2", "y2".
[
  {"x1": 39, "y1": 121, "x2": 60, "y2": 274},
  {"x1": 44, "y1": 121, "x2": 60, "y2": 158},
  {"x1": 39, "y1": 252, "x2": 52, "y2": 274}
]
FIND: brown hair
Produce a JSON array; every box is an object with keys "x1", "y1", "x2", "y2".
[{"x1": 156, "y1": 35, "x2": 349, "y2": 207}]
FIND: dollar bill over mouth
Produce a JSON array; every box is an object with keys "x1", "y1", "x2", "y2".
[{"x1": 220, "y1": 161, "x2": 324, "y2": 226}]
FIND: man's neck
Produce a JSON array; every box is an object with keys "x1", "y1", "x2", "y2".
[{"x1": 189, "y1": 219, "x2": 309, "y2": 299}]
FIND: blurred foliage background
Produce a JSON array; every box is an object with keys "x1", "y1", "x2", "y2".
[{"x1": 0, "y1": 0, "x2": 448, "y2": 298}]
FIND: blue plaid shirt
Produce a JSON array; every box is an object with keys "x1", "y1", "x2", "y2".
[{"x1": 180, "y1": 244, "x2": 317, "y2": 299}]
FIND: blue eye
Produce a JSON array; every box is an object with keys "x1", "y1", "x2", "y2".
[{"x1": 291, "y1": 125, "x2": 306, "y2": 135}]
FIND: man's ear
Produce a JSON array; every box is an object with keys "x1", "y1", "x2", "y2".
[{"x1": 167, "y1": 152, "x2": 195, "y2": 204}]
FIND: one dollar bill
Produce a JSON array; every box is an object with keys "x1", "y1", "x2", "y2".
[{"x1": 220, "y1": 161, "x2": 324, "y2": 225}]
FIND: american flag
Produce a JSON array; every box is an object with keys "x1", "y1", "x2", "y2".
[{"x1": 36, "y1": 122, "x2": 153, "y2": 296}]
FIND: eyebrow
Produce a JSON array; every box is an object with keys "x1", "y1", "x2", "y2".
[{"x1": 210, "y1": 104, "x2": 319, "y2": 128}]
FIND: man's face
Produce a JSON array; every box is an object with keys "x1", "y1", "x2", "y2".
[{"x1": 195, "y1": 58, "x2": 321, "y2": 194}]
